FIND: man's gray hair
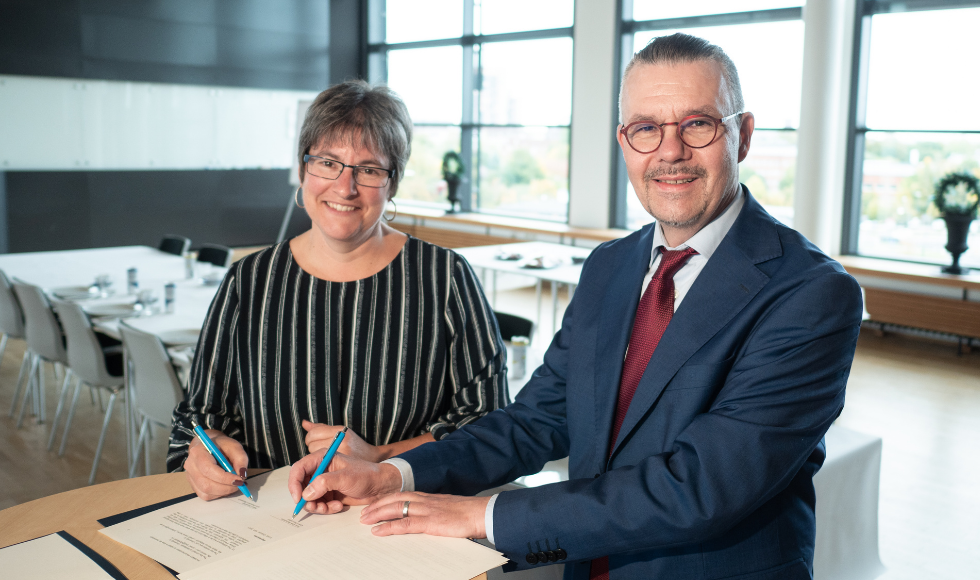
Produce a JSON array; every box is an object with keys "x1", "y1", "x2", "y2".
[
  {"x1": 620, "y1": 33, "x2": 744, "y2": 123},
  {"x1": 298, "y1": 80, "x2": 413, "y2": 197}
]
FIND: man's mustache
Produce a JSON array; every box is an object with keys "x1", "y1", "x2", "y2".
[{"x1": 644, "y1": 166, "x2": 708, "y2": 181}]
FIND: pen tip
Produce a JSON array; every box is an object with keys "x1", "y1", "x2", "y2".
[{"x1": 291, "y1": 513, "x2": 297, "y2": 520}]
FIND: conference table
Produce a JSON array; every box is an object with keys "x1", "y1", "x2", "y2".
[
  {"x1": 455, "y1": 242, "x2": 593, "y2": 336},
  {"x1": 0, "y1": 245, "x2": 224, "y2": 348},
  {"x1": 0, "y1": 472, "x2": 489, "y2": 580}
]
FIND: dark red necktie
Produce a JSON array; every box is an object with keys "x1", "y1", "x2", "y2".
[{"x1": 590, "y1": 246, "x2": 697, "y2": 580}]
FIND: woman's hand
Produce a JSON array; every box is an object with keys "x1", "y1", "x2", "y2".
[
  {"x1": 287, "y1": 451, "x2": 403, "y2": 515},
  {"x1": 183, "y1": 429, "x2": 249, "y2": 501},
  {"x1": 360, "y1": 492, "x2": 490, "y2": 539},
  {"x1": 302, "y1": 420, "x2": 386, "y2": 462}
]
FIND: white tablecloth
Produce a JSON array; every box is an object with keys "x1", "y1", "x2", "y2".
[
  {"x1": 0, "y1": 245, "x2": 221, "y2": 346},
  {"x1": 814, "y1": 425, "x2": 885, "y2": 580}
]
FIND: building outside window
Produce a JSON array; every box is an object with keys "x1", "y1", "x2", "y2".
[
  {"x1": 848, "y1": 2, "x2": 980, "y2": 270},
  {"x1": 368, "y1": 0, "x2": 574, "y2": 222},
  {"x1": 620, "y1": 1, "x2": 805, "y2": 230}
]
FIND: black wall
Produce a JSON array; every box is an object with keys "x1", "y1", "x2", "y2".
[{"x1": 0, "y1": 0, "x2": 363, "y2": 252}]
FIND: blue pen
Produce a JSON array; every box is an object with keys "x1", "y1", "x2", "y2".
[
  {"x1": 292, "y1": 427, "x2": 348, "y2": 519},
  {"x1": 191, "y1": 420, "x2": 255, "y2": 502}
]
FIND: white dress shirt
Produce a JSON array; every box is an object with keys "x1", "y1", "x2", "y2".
[{"x1": 384, "y1": 189, "x2": 746, "y2": 545}]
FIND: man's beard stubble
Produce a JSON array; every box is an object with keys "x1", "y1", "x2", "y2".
[{"x1": 641, "y1": 165, "x2": 709, "y2": 228}]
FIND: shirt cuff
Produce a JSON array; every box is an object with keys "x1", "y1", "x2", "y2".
[
  {"x1": 380, "y1": 458, "x2": 415, "y2": 492},
  {"x1": 485, "y1": 493, "x2": 499, "y2": 545}
]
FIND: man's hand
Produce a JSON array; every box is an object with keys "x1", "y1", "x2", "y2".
[
  {"x1": 360, "y1": 493, "x2": 490, "y2": 539},
  {"x1": 183, "y1": 429, "x2": 248, "y2": 501},
  {"x1": 287, "y1": 450, "x2": 403, "y2": 514},
  {"x1": 302, "y1": 420, "x2": 385, "y2": 462}
]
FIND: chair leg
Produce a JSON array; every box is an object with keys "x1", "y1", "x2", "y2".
[
  {"x1": 58, "y1": 380, "x2": 84, "y2": 456},
  {"x1": 0, "y1": 334, "x2": 8, "y2": 367},
  {"x1": 38, "y1": 360, "x2": 46, "y2": 423},
  {"x1": 89, "y1": 389, "x2": 119, "y2": 485},
  {"x1": 47, "y1": 370, "x2": 75, "y2": 450},
  {"x1": 16, "y1": 355, "x2": 40, "y2": 428},
  {"x1": 144, "y1": 422, "x2": 152, "y2": 476},
  {"x1": 129, "y1": 417, "x2": 150, "y2": 479},
  {"x1": 8, "y1": 351, "x2": 32, "y2": 417}
]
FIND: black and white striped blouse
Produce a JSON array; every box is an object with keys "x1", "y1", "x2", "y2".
[{"x1": 167, "y1": 237, "x2": 508, "y2": 471}]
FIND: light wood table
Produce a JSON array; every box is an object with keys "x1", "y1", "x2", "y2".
[
  {"x1": 0, "y1": 473, "x2": 195, "y2": 579},
  {"x1": 0, "y1": 473, "x2": 488, "y2": 580}
]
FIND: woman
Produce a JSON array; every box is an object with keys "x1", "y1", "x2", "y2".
[{"x1": 168, "y1": 81, "x2": 508, "y2": 500}]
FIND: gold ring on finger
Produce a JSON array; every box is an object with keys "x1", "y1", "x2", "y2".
[{"x1": 402, "y1": 500, "x2": 411, "y2": 518}]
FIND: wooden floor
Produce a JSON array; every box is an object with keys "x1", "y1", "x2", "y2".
[{"x1": 0, "y1": 283, "x2": 977, "y2": 578}]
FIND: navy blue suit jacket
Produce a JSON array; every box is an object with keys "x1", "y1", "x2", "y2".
[{"x1": 401, "y1": 189, "x2": 863, "y2": 579}]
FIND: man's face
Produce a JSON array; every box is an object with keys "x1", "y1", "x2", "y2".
[{"x1": 617, "y1": 60, "x2": 754, "y2": 246}]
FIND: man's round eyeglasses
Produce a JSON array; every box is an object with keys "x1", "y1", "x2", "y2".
[
  {"x1": 304, "y1": 154, "x2": 394, "y2": 188},
  {"x1": 620, "y1": 112, "x2": 743, "y2": 154}
]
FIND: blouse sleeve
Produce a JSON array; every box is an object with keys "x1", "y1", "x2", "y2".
[
  {"x1": 167, "y1": 267, "x2": 244, "y2": 472},
  {"x1": 427, "y1": 255, "x2": 509, "y2": 440}
]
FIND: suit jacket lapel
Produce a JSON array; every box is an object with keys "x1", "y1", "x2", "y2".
[
  {"x1": 607, "y1": 192, "x2": 781, "y2": 462},
  {"x1": 591, "y1": 225, "x2": 656, "y2": 462}
]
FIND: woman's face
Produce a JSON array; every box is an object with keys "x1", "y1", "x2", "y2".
[{"x1": 300, "y1": 137, "x2": 393, "y2": 249}]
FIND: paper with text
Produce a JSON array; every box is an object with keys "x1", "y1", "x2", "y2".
[
  {"x1": 100, "y1": 467, "x2": 335, "y2": 572},
  {"x1": 102, "y1": 466, "x2": 508, "y2": 579},
  {"x1": 178, "y1": 505, "x2": 508, "y2": 580}
]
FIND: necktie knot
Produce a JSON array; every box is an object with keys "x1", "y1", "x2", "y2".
[{"x1": 653, "y1": 247, "x2": 698, "y2": 282}]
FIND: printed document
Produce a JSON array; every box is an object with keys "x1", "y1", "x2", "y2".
[{"x1": 101, "y1": 467, "x2": 507, "y2": 580}]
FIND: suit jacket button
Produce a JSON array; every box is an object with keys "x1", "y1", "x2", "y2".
[
  {"x1": 526, "y1": 553, "x2": 538, "y2": 565},
  {"x1": 594, "y1": 473, "x2": 600, "y2": 478},
  {"x1": 556, "y1": 548, "x2": 568, "y2": 560},
  {"x1": 546, "y1": 550, "x2": 557, "y2": 562},
  {"x1": 537, "y1": 551, "x2": 548, "y2": 563}
]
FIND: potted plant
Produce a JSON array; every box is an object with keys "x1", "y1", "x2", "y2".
[
  {"x1": 934, "y1": 171, "x2": 980, "y2": 274},
  {"x1": 442, "y1": 151, "x2": 464, "y2": 213}
]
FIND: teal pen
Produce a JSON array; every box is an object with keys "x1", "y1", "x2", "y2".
[
  {"x1": 292, "y1": 427, "x2": 348, "y2": 519},
  {"x1": 191, "y1": 420, "x2": 255, "y2": 502}
]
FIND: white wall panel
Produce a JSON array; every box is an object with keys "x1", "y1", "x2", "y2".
[{"x1": 0, "y1": 75, "x2": 317, "y2": 171}]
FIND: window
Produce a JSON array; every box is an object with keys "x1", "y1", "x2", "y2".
[
  {"x1": 368, "y1": 0, "x2": 574, "y2": 221},
  {"x1": 620, "y1": 3, "x2": 805, "y2": 229},
  {"x1": 847, "y1": 2, "x2": 980, "y2": 269}
]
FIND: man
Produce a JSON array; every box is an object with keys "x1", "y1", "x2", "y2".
[{"x1": 288, "y1": 33, "x2": 863, "y2": 579}]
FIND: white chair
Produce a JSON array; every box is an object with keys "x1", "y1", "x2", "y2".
[
  {"x1": 10, "y1": 281, "x2": 71, "y2": 429},
  {"x1": 119, "y1": 322, "x2": 185, "y2": 478},
  {"x1": 0, "y1": 269, "x2": 30, "y2": 409},
  {"x1": 50, "y1": 299, "x2": 125, "y2": 485}
]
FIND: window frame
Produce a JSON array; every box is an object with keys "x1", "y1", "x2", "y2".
[
  {"x1": 367, "y1": 0, "x2": 574, "y2": 220},
  {"x1": 615, "y1": 3, "x2": 805, "y2": 229},
  {"x1": 842, "y1": 0, "x2": 980, "y2": 259}
]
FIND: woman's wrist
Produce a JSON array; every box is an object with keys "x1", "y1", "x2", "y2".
[{"x1": 373, "y1": 444, "x2": 393, "y2": 462}]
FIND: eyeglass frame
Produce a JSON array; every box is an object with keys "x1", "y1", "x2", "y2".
[
  {"x1": 303, "y1": 154, "x2": 395, "y2": 188},
  {"x1": 619, "y1": 112, "x2": 744, "y2": 154}
]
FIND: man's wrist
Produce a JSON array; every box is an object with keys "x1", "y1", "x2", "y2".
[{"x1": 380, "y1": 457, "x2": 414, "y2": 492}]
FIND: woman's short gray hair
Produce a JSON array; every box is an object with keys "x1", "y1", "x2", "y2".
[{"x1": 298, "y1": 80, "x2": 413, "y2": 197}]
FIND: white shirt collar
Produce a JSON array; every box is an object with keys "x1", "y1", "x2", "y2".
[{"x1": 650, "y1": 187, "x2": 745, "y2": 264}]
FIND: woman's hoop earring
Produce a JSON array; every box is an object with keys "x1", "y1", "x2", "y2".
[
  {"x1": 294, "y1": 186, "x2": 305, "y2": 209},
  {"x1": 384, "y1": 198, "x2": 398, "y2": 222}
]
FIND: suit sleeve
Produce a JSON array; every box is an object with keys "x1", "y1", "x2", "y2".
[{"x1": 399, "y1": 246, "x2": 591, "y2": 496}]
